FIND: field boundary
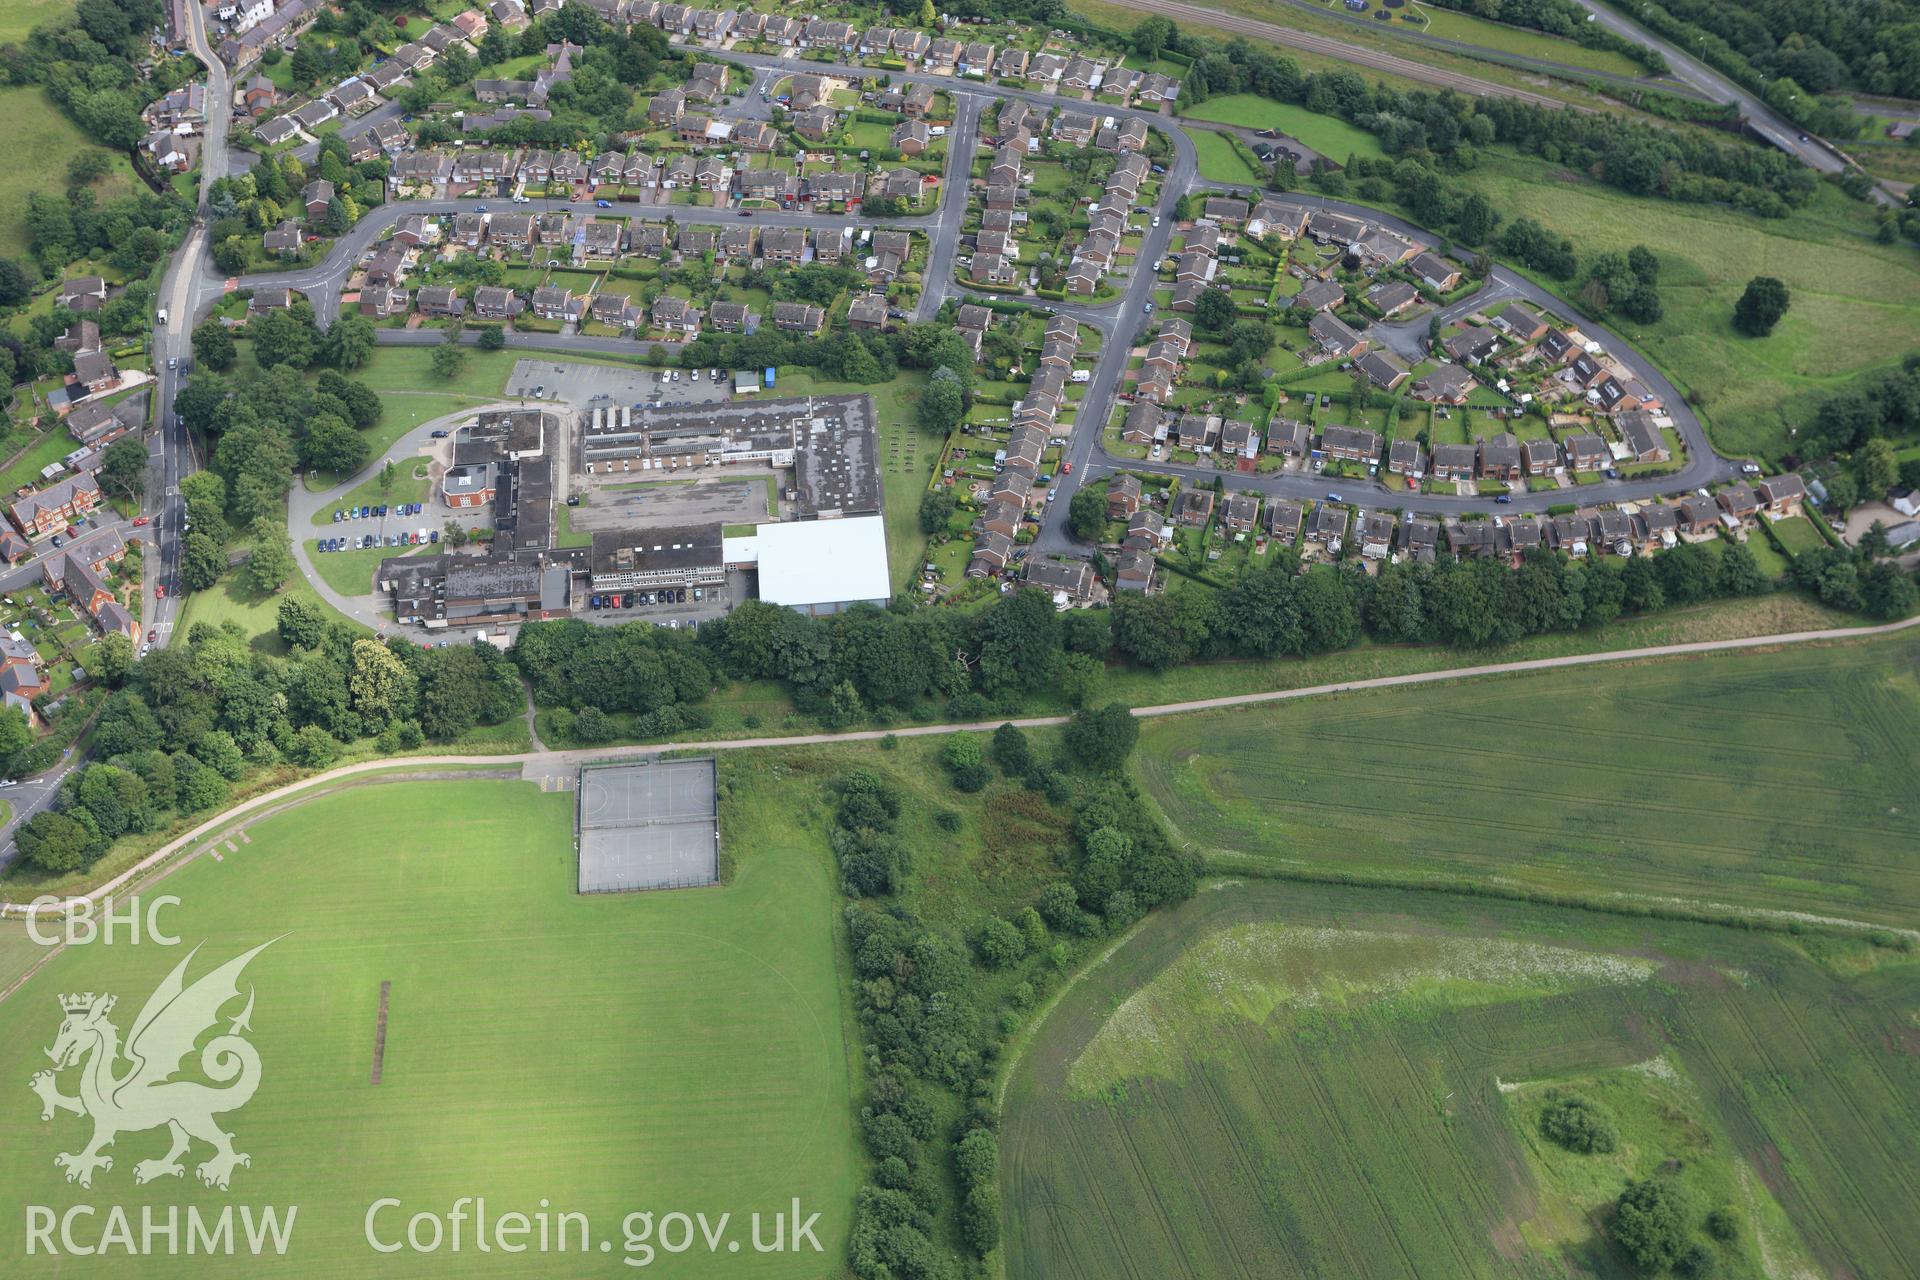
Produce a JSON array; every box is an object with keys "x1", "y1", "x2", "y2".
[
  {"x1": 1191, "y1": 856, "x2": 1920, "y2": 944},
  {"x1": 5, "y1": 613, "x2": 1917, "y2": 915}
]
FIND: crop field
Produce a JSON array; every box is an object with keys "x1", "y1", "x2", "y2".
[
  {"x1": 0, "y1": 779, "x2": 858, "y2": 1277},
  {"x1": 1135, "y1": 632, "x2": 1920, "y2": 928},
  {"x1": 1002, "y1": 879, "x2": 1920, "y2": 1280}
]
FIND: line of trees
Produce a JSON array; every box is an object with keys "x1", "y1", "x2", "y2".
[
  {"x1": 14, "y1": 613, "x2": 523, "y2": 875},
  {"x1": 1168, "y1": 37, "x2": 1822, "y2": 216},
  {"x1": 0, "y1": 0, "x2": 185, "y2": 151},
  {"x1": 840, "y1": 717, "x2": 1195, "y2": 1278}
]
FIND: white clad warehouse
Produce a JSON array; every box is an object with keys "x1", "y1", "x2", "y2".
[{"x1": 733, "y1": 516, "x2": 891, "y2": 615}]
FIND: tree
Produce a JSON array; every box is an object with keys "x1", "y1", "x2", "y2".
[
  {"x1": 431, "y1": 340, "x2": 468, "y2": 381},
  {"x1": 1539, "y1": 1092, "x2": 1618, "y2": 1154},
  {"x1": 89, "y1": 633, "x2": 135, "y2": 687},
  {"x1": 1132, "y1": 14, "x2": 1174, "y2": 59},
  {"x1": 974, "y1": 917, "x2": 1025, "y2": 968},
  {"x1": 250, "y1": 304, "x2": 319, "y2": 368},
  {"x1": 301, "y1": 413, "x2": 370, "y2": 476},
  {"x1": 1068, "y1": 485, "x2": 1107, "y2": 542},
  {"x1": 0, "y1": 704, "x2": 32, "y2": 762},
  {"x1": 192, "y1": 319, "x2": 236, "y2": 371},
  {"x1": 241, "y1": 516, "x2": 295, "y2": 594},
  {"x1": 349, "y1": 639, "x2": 416, "y2": 727},
  {"x1": 1856, "y1": 437, "x2": 1898, "y2": 499},
  {"x1": 97, "y1": 437, "x2": 148, "y2": 500},
  {"x1": 1732, "y1": 276, "x2": 1790, "y2": 336},
  {"x1": 917, "y1": 369, "x2": 964, "y2": 434},
  {"x1": 180, "y1": 531, "x2": 225, "y2": 592},
  {"x1": 277, "y1": 595, "x2": 327, "y2": 649},
  {"x1": 1611, "y1": 1178, "x2": 1693, "y2": 1274},
  {"x1": 475, "y1": 324, "x2": 506, "y2": 351},
  {"x1": 1064, "y1": 702, "x2": 1139, "y2": 772},
  {"x1": 18, "y1": 811, "x2": 97, "y2": 873},
  {"x1": 917, "y1": 487, "x2": 956, "y2": 535},
  {"x1": 323, "y1": 312, "x2": 376, "y2": 370},
  {"x1": 1191, "y1": 286, "x2": 1238, "y2": 333}
]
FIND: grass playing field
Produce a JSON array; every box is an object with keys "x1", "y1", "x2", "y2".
[
  {"x1": 0, "y1": 778, "x2": 858, "y2": 1277},
  {"x1": 1003, "y1": 879, "x2": 1920, "y2": 1280},
  {"x1": 1134, "y1": 631, "x2": 1920, "y2": 929}
]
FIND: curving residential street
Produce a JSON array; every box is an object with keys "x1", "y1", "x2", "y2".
[{"x1": 209, "y1": 50, "x2": 1739, "y2": 570}]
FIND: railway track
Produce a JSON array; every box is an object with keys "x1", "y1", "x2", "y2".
[{"x1": 1097, "y1": 0, "x2": 1593, "y2": 111}]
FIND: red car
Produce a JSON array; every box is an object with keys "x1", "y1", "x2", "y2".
[
  {"x1": 132, "y1": 516, "x2": 150, "y2": 526},
  {"x1": 154, "y1": 583, "x2": 166, "y2": 599}
]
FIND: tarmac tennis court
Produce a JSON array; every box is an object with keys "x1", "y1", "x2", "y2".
[{"x1": 575, "y1": 758, "x2": 719, "y2": 893}]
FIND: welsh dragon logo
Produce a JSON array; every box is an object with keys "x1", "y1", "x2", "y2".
[{"x1": 30, "y1": 940, "x2": 276, "y2": 1191}]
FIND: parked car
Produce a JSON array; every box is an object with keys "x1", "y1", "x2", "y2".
[
  {"x1": 332, "y1": 510, "x2": 342, "y2": 522},
  {"x1": 133, "y1": 515, "x2": 150, "y2": 526},
  {"x1": 429, "y1": 531, "x2": 439, "y2": 543}
]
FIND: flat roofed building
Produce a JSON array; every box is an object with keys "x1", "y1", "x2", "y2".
[
  {"x1": 738, "y1": 516, "x2": 889, "y2": 616},
  {"x1": 589, "y1": 523, "x2": 725, "y2": 592}
]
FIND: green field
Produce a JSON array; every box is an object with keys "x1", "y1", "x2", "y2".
[
  {"x1": 0, "y1": 778, "x2": 858, "y2": 1276},
  {"x1": 1188, "y1": 128, "x2": 1265, "y2": 184},
  {"x1": 0, "y1": 0, "x2": 69, "y2": 43},
  {"x1": 0, "y1": 87, "x2": 138, "y2": 260},
  {"x1": 1003, "y1": 879, "x2": 1920, "y2": 1280},
  {"x1": 1135, "y1": 631, "x2": 1920, "y2": 928},
  {"x1": 175, "y1": 572, "x2": 360, "y2": 654},
  {"x1": 1411, "y1": 4, "x2": 1651, "y2": 78},
  {"x1": 1180, "y1": 94, "x2": 1388, "y2": 162}
]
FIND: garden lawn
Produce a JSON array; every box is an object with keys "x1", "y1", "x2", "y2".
[
  {"x1": 0, "y1": 779, "x2": 860, "y2": 1278},
  {"x1": 306, "y1": 539, "x2": 426, "y2": 596},
  {"x1": 0, "y1": 427, "x2": 80, "y2": 495},
  {"x1": 1180, "y1": 94, "x2": 1387, "y2": 162}
]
